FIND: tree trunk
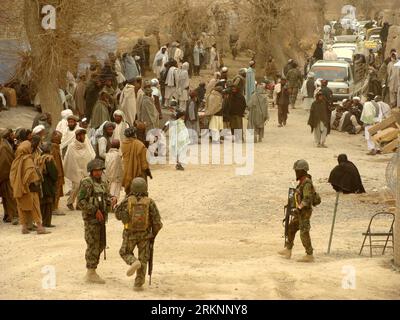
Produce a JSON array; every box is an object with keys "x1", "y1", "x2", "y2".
[
  {"x1": 24, "y1": 0, "x2": 64, "y2": 124},
  {"x1": 155, "y1": 32, "x2": 161, "y2": 49}
]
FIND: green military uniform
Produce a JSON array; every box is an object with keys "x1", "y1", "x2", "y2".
[
  {"x1": 286, "y1": 176, "x2": 314, "y2": 255},
  {"x1": 77, "y1": 176, "x2": 112, "y2": 270},
  {"x1": 279, "y1": 159, "x2": 318, "y2": 262},
  {"x1": 115, "y1": 178, "x2": 162, "y2": 288},
  {"x1": 286, "y1": 67, "x2": 302, "y2": 108}
]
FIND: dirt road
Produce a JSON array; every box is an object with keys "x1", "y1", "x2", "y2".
[{"x1": 1, "y1": 98, "x2": 399, "y2": 300}]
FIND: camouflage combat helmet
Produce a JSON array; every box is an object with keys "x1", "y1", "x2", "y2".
[
  {"x1": 130, "y1": 177, "x2": 148, "y2": 193},
  {"x1": 87, "y1": 159, "x2": 105, "y2": 172},
  {"x1": 293, "y1": 159, "x2": 309, "y2": 171}
]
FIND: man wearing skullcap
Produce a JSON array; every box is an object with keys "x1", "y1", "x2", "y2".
[
  {"x1": 63, "y1": 128, "x2": 96, "y2": 210},
  {"x1": 96, "y1": 122, "x2": 116, "y2": 161},
  {"x1": 119, "y1": 77, "x2": 137, "y2": 126}
]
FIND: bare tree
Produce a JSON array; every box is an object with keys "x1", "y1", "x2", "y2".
[{"x1": 21, "y1": 0, "x2": 115, "y2": 119}]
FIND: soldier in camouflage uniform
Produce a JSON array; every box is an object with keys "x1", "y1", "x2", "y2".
[
  {"x1": 286, "y1": 62, "x2": 303, "y2": 109},
  {"x1": 278, "y1": 160, "x2": 315, "y2": 262},
  {"x1": 115, "y1": 177, "x2": 162, "y2": 290},
  {"x1": 77, "y1": 159, "x2": 117, "y2": 284}
]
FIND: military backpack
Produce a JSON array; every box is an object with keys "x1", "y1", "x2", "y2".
[
  {"x1": 301, "y1": 179, "x2": 322, "y2": 207},
  {"x1": 125, "y1": 196, "x2": 151, "y2": 231}
]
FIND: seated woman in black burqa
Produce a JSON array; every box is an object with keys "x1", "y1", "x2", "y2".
[{"x1": 328, "y1": 154, "x2": 366, "y2": 194}]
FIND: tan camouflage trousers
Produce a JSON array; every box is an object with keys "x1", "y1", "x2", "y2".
[
  {"x1": 119, "y1": 230, "x2": 150, "y2": 287},
  {"x1": 286, "y1": 210, "x2": 313, "y2": 255},
  {"x1": 84, "y1": 221, "x2": 104, "y2": 269}
]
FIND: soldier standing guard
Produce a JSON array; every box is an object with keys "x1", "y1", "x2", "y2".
[
  {"x1": 278, "y1": 160, "x2": 319, "y2": 262},
  {"x1": 115, "y1": 177, "x2": 163, "y2": 291},
  {"x1": 77, "y1": 159, "x2": 117, "y2": 284}
]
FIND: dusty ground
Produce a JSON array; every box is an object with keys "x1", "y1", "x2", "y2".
[{"x1": 1, "y1": 57, "x2": 400, "y2": 300}]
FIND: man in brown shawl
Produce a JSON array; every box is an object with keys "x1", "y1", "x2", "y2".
[
  {"x1": 36, "y1": 142, "x2": 58, "y2": 228},
  {"x1": 51, "y1": 131, "x2": 65, "y2": 215},
  {"x1": 0, "y1": 129, "x2": 18, "y2": 224},
  {"x1": 121, "y1": 127, "x2": 152, "y2": 195},
  {"x1": 9, "y1": 141, "x2": 50, "y2": 234},
  {"x1": 204, "y1": 86, "x2": 224, "y2": 143}
]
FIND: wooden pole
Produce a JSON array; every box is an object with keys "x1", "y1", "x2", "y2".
[
  {"x1": 327, "y1": 192, "x2": 340, "y2": 254},
  {"x1": 394, "y1": 140, "x2": 400, "y2": 266}
]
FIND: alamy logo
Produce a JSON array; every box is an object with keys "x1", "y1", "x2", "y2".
[
  {"x1": 341, "y1": 265, "x2": 356, "y2": 290},
  {"x1": 146, "y1": 128, "x2": 255, "y2": 176},
  {"x1": 41, "y1": 265, "x2": 56, "y2": 289},
  {"x1": 41, "y1": 5, "x2": 56, "y2": 30}
]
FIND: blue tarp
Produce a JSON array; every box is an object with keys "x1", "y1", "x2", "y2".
[
  {"x1": 0, "y1": 39, "x2": 29, "y2": 84},
  {"x1": 77, "y1": 32, "x2": 118, "y2": 73},
  {"x1": 0, "y1": 32, "x2": 117, "y2": 83}
]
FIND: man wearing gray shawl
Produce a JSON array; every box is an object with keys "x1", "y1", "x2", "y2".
[{"x1": 247, "y1": 83, "x2": 269, "y2": 143}]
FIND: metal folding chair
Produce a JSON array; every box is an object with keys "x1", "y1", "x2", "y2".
[{"x1": 359, "y1": 212, "x2": 395, "y2": 257}]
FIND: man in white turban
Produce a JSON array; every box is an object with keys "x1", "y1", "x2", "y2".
[
  {"x1": 63, "y1": 128, "x2": 95, "y2": 210},
  {"x1": 56, "y1": 109, "x2": 74, "y2": 133},
  {"x1": 112, "y1": 110, "x2": 129, "y2": 143}
]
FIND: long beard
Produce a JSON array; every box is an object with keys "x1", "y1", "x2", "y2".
[{"x1": 68, "y1": 124, "x2": 77, "y2": 131}]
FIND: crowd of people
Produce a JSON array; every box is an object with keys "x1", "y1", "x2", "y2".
[
  {"x1": 260, "y1": 22, "x2": 399, "y2": 153},
  {"x1": 2, "y1": 28, "x2": 399, "y2": 231},
  {"x1": 0, "y1": 33, "x2": 271, "y2": 236},
  {"x1": 0, "y1": 14, "x2": 399, "y2": 281}
]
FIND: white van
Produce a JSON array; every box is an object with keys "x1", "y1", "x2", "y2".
[{"x1": 309, "y1": 60, "x2": 361, "y2": 101}]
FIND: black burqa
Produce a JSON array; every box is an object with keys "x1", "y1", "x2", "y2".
[
  {"x1": 313, "y1": 43, "x2": 324, "y2": 61},
  {"x1": 328, "y1": 154, "x2": 366, "y2": 194}
]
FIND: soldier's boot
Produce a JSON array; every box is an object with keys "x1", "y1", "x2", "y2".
[
  {"x1": 126, "y1": 260, "x2": 142, "y2": 277},
  {"x1": 133, "y1": 278, "x2": 145, "y2": 291},
  {"x1": 85, "y1": 269, "x2": 106, "y2": 284},
  {"x1": 297, "y1": 254, "x2": 314, "y2": 263},
  {"x1": 278, "y1": 248, "x2": 292, "y2": 259}
]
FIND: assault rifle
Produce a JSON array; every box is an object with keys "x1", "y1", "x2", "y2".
[
  {"x1": 96, "y1": 193, "x2": 107, "y2": 260},
  {"x1": 148, "y1": 238, "x2": 155, "y2": 285},
  {"x1": 283, "y1": 188, "x2": 296, "y2": 246}
]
